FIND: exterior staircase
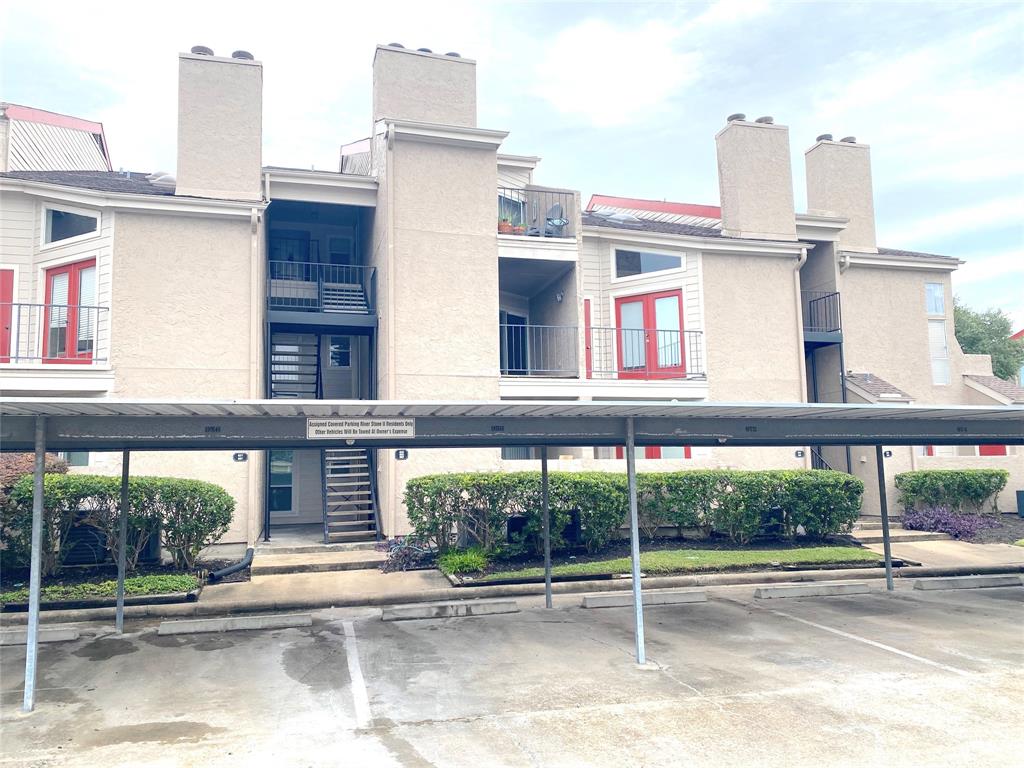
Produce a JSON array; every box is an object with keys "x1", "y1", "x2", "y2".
[
  {"x1": 270, "y1": 333, "x2": 319, "y2": 398},
  {"x1": 321, "y1": 283, "x2": 369, "y2": 314},
  {"x1": 850, "y1": 517, "x2": 951, "y2": 544},
  {"x1": 322, "y1": 448, "x2": 379, "y2": 543}
]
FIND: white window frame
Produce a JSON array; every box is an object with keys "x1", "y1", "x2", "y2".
[
  {"x1": 609, "y1": 246, "x2": 687, "y2": 285},
  {"x1": 928, "y1": 318, "x2": 950, "y2": 386},
  {"x1": 39, "y1": 203, "x2": 101, "y2": 251}
]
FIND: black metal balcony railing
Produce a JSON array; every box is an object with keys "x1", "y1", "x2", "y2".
[
  {"x1": 498, "y1": 186, "x2": 576, "y2": 239},
  {"x1": 0, "y1": 303, "x2": 108, "y2": 363},
  {"x1": 499, "y1": 323, "x2": 705, "y2": 379},
  {"x1": 267, "y1": 261, "x2": 376, "y2": 314},
  {"x1": 802, "y1": 290, "x2": 842, "y2": 334}
]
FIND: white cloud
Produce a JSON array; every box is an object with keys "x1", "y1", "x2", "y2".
[
  {"x1": 880, "y1": 195, "x2": 1024, "y2": 247},
  {"x1": 533, "y1": 18, "x2": 700, "y2": 127}
]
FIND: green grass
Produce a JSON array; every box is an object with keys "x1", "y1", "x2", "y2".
[
  {"x1": 438, "y1": 546, "x2": 489, "y2": 575},
  {"x1": 1014, "y1": 539, "x2": 1024, "y2": 548},
  {"x1": 476, "y1": 546, "x2": 879, "y2": 582},
  {"x1": 0, "y1": 574, "x2": 199, "y2": 604}
]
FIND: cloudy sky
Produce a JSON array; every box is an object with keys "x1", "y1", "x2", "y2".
[{"x1": 2, "y1": 1, "x2": 1021, "y2": 327}]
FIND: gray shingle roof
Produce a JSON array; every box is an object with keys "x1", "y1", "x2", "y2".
[
  {"x1": 0, "y1": 170, "x2": 174, "y2": 196},
  {"x1": 965, "y1": 375, "x2": 1024, "y2": 404},
  {"x1": 871, "y1": 247, "x2": 959, "y2": 263},
  {"x1": 845, "y1": 372, "x2": 913, "y2": 401},
  {"x1": 582, "y1": 211, "x2": 722, "y2": 238}
]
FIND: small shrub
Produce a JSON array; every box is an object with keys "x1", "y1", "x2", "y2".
[
  {"x1": 895, "y1": 470, "x2": 1008, "y2": 514},
  {"x1": 380, "y1": 535, "x2": 436, "y2": 573},
  {"x1": 438, "y1": 546, "x2": 489, "y2": 575},
  {"x1": 903, "y1": 506, "x2": 1002, "y2": 540},
  {"x1": 0, "y1": 453, "x2": 68, "y2": 570},
  {"x1": 156, "y1": 479, "x2": 234, "y2": 569}
]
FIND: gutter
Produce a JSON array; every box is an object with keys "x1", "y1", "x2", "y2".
[{"x1": 794, "y1": 246, "x2": 811, "y2": 469}]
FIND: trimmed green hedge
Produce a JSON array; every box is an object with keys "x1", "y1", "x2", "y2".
[
  {"x1": 894, "y1": 469, "x2": 1008, "y2": 514},
  {"x1": 404, "y1": 470, "x2": 863, "y2": 553},
  {"x1": 2, "y1": 474, "x2": 235, "y2": 574}
]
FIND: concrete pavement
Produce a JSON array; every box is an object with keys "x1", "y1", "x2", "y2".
[
  {"x1": 2, "y1": 581, "x2": 1022, "y2": 767},
  {"x1": 866, "y1": 538, "x2": 1024, "y2": 569}
]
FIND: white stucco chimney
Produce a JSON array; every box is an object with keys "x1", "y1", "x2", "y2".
[
  {"x1": 175, "y1": 48, "x2": 263, "y2": 201},
  {"x1": 715, "y1": 116, "x2": 797, "y2": 241},
  {"x1": 372, "y1": 45, "x2": 477, "y2": 127},
  {"x1": 805, "y1": 137, "x2": 877, "y2": 253}
]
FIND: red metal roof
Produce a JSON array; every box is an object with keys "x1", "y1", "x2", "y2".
[
  {"x1": 1012, "y1": 329, "x2": 1024, "y2": 341},
  {"x1": 587, "y1": 194, "x2": 721, "y2": 219},
  {"x1": 3, "y1": 104, "x2": 105, "y2": 135}
]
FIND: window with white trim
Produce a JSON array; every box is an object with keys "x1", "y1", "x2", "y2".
[
  {"x1": 614, "y1": 249, "x2": 682, "y2": 278},
  {"x1": 44, "y1": 208, "x2": 98, "y2": 244},
  {"x1": 925, "y1": 282, "x2": 945, "y2": 315},
  {"x1": 928, "y1": 319, "x2": 950, "y2": 385}
]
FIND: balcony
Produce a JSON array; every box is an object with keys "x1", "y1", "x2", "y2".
[
  {"x1": 267, "y1": 261, "x2": 377, "y2": 327},
  {"x1": 801, "y1": 290, "x2": 842, "y2": 347},
  {"x1": 0, "y1": 303, "x2": 113, "y2": 394},
  {"x1": 500, "y1": 323, "x2": 705, "y2": 380},
  {"x1": 497, "y1": 186, "x2": 577, "y2": 240}
]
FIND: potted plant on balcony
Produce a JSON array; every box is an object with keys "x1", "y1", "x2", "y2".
[
  {"x1": 512, "y1": 223, "x2": 526, "y2": 235},
  {"x1": 498, "y1": 218, "x2": 513, "y2": 235}
]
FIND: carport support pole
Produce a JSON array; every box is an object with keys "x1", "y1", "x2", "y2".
[
  {"x1": 625, "y1": 418, "x2": 646, "y2": 665},
  {"x1": 875, "y1": 445, "x2": 894, "y2": 592},
  {"x1": 541, "y1": 450, "x2": 552, "y2": 609},
  {"x1": 116, "y1": 450, "x2": 130, "y2": 633},
  {"x1": 22, "y1": 416, "x2": 45, "y2": 713}
]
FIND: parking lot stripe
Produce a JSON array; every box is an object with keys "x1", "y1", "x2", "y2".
[
  {"x1": 766, "y1": 608, "x2": 971, "y2": 676},
  {"x1": 342, "y1": 620, "x2": 373, "y2": 728}
]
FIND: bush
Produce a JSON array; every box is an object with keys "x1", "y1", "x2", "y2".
[
  {"x1": 895, "y1": 470, "x2": 1008, "y2": 514},
  {"x1": 903, "y1": 506, "x2": 1002, "y2": 540},
  {"x1": 5, "y1": 474, "x2": 234, "y2": 574},
  {"x1": 404, "y1": 469, "x2": 863, "y2": 553},
  {"x1": 0, "y1": 453, "x2": 68, "y2": 570},
  {"x1": 438, "y1": 546, "x2": 489, "y2": 575},
  {"x1": 0, "y1": 573, "x2": 200, "y2": 604}
]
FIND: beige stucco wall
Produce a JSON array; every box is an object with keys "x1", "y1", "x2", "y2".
[
  {"x1": 702, "y1": 251, "x2": 804, "y2": 402},
  {"x1": 372, "y1": 47, "x2": 476, "y2": 127},
  {"x1": 840, "y1": 266, "x2": 966, "y2": 405},
  {"x1": 176, "y1": 53, "x2": 262, "y2": 201},
  {"x1": 715, "y1": 120, "x2": 796, "y2": 241},
  {"x1": 805, "y1": 141, "x2": 877, "y2": 252},
  {"x1": 99, "y1": 211, "x2": 264, "y2": 545},
  {"x1": 373, "y1": 133, "x2": 502, "y2": 534}
]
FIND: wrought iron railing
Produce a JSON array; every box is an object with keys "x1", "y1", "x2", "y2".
[
  {"x1": 500, "y1": 323, "x2": 578, "y2": 376},
  {"x1": 499, "y1": 323, "x2": 705, "y2": 379},
  {"x1": 267, "y1": 261, "x2": 377, "y2": 313},
  {"x1": 0, "y1": 303, "x2": 108, "y2": 363},
  {"x1": 802, "y1": 290, "x2": 842, "y2": 334},
  {"x1": 497, "y1": 186, "x2": 576, "y2": 238},
  {"x1": 588, "y1": 326, "x2": 704, "y2": 380}
]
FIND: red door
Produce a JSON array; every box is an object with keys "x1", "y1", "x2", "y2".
[
  {"x1": 978, "y1": 445, "x2": 1007, "y2": 456},
  {"x1": 0, "y1": 269, "x2": 12, "y2": 362},
  {"x1": 43, "y1": 259, "x2": 96, "y2": 363},
  {"x1": 584, "y1": 298, "x2": 593, "y2": 379},
  {"x1": 614, "y1": 289, "x2": 685, "y2": 379},
  {"x1": 615, "y1": 445, "x2": 692, "y2": 459}
]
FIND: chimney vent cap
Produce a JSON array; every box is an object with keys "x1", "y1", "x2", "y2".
[
  {"x1": 417, "y1": 47, "x2": 433, "y2": 53},
  {"x1": 816, "y1": 133, "x2": 833, "y2": 142},
  {"x1": 190, "y1": 45, "x2": 214, "y2": 56},
  {"x1": 755, "y1": 116, "x2": 774, "y2": 124},
  {"x1": 387, "y1": 42, "x2": 404, "y2": 48},
  {"x1": 231, "y1": 50, "x2": 254, "y2": 60},
  {"x1": 445, "y1": 51, "x2": 461, "y2": 57},
  {"x1": 840, "y1": 136, "x2": 857, "y2": 143},
  {"x1": 726, "y1": 113, "x2": 746, "y2": 123}
]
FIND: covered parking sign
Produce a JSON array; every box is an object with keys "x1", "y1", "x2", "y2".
[{"x1": 306, "y1": 417, "x2": 416, "y2": 439}]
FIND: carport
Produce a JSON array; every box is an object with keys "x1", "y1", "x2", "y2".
[{"x1": 2, "y1": 397, "x2": 1022, "y2": 711}]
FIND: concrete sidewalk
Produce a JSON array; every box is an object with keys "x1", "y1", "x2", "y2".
[{"x1": 866, "y1": 539, "x2": 1024, "y2": 569}]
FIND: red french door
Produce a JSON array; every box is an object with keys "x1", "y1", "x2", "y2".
[
  {"x1": 0, "y1": 269, "x2": 12, "y2": 363},
  {"x1": 584, "y1": 298, "x2": 593, "y2": 378},
  {"x1": 614, "y1": 289, "x2": 685, "y2": 379},
  {"x1": 43, "y1": 258, "x2": 96, "y2": 364}
]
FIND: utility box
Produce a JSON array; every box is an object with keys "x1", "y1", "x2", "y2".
[{"x1": 1017, "y1": 489, "x2": 1024, "y2": 518}]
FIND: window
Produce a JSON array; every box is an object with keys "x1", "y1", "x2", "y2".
[
  {"x1": 268, "y1": 450, "x2": 294, "y2": 513},
  {"x1": 59, "y1": 451, "x2": 89, "y2": 466},
  {"x1": 498, "y1": 191, "x2": 527, "y2": 228},
  {"x1": 615, "y1": 249, "x2": 682, "y2": 278},
  {"x1": 43, "y1": 258, "x2": 97, "y2": 363},
  {"x1": 45, "y1": 208, "x2": 98, "y2": 244},
  {"x1": 615, "y1": 446, "x2": 691, "y2": 459},
  {"x1": 501, "y1": 446, "x2": 537, "y2": 460},
  {"x1": 928, "y1": 319, "x2": 950, "y2": 385},
  {"x1": 920, "y1": 445, "x2": 1014, "y2": 457},
  {"x1": 329, "y1": 337, "x2": 351, "y2": 368},
  {"x1": 925, "y1": 283, "x2": 945, "y2": 315}
]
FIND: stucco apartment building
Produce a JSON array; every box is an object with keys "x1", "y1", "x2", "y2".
[{"x1": 1, "y1": 44, "x2": 1020, "y2": 553}]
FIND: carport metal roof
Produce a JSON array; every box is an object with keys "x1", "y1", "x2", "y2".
[{"x1": 1, "y1": 397, "x2": 1021, "y2": 451}]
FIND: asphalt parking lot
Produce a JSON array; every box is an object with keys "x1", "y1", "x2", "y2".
[{"x1": 2, "y1": 582, "x2": 1022, "y2": 767}]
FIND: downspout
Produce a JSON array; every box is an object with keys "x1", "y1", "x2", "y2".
[
  {"x1": 838, "y1": 250, "x2": 851, "y2": 274},
  {"x1": 793, "y1": 246, "x2": 811, "y2": 469},
  {"x1": 249, "y1": 204, "x2": 266, "y2": 545}
]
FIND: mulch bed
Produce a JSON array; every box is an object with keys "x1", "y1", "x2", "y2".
[
  {"x1": 966, "y1": 514, "x2": 1024, "y2": 545},
  {"x1": 0, "y1": 557, "x2": 251, "y2": 594}
]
